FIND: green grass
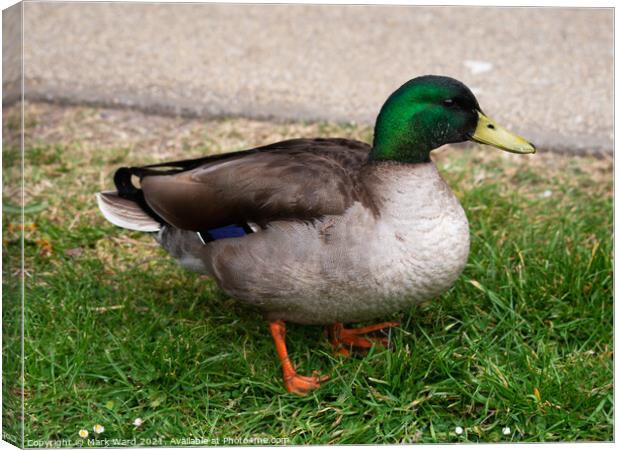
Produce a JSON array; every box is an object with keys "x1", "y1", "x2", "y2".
[{"x1": 2, "y1": 104, "x2": 613, "y2": 445}]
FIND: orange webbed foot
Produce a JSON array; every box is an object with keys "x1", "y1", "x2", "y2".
[
  {"x1": 269, "y1": 320, "x2": 329, "y2": 395},
  {"x1": 326, "y1": 321, "x2": 400, "y2": 356},
  {"x1": 284, "y1": 373, "x2": 330, "y2": 395}
]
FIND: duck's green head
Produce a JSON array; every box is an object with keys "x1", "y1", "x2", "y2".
[{"x1": 371, "y1": 75, "x2": 535, "y2": 164}]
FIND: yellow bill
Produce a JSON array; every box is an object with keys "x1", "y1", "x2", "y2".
[{"x1": 471, "y1": 111, "x2": 536, "y2": 154}]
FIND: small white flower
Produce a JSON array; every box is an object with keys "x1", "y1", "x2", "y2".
[
  {"x1": 541, "y1": 190, "x2": 552, "y2": 198},
  {"x1": 93, "y1": 424, "x2": 105, "y2": 434},
  {"x1": 78, "y1": 429, "x2": 89, "y2": 439},
  {"x1": 133, "y1": 418, "x2": 143, "y2": 427},
  {"x1": 455, "y1": 426, "x2": 464, "y2": 435},
  {"x1": 502, "y1": 426, "x2": 511, "y2": 435}
]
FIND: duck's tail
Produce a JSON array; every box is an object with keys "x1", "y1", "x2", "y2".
[{"x1": 96, "y1": 191, "x2": 161, "y2": 232}]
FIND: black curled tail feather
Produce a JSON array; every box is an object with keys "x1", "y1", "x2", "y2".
[
  {"x1": 114, "y1": 167, "x2": 141, "y2": 199},
  {"x1": 113, "y1": 167, "x2": 166, "y2": 225}
]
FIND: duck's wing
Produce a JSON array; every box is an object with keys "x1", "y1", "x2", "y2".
[{"x1": 122, "y1": 138, "x2": 372, "y2": 231}]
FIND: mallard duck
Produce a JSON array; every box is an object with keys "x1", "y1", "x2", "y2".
[{"x1": 97, "y1": 75, "x2": 535, "y2": 395}]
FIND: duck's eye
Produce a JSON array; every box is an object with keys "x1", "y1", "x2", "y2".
[{"x1": 443, "y1": 98, "x2": 456, "y2": 107}]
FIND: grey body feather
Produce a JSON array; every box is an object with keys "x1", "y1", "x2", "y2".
[{"x1": 154, "y1": 162, "x2": 469, "y2": 325}]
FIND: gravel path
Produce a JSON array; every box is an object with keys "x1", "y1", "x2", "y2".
[{"x1": 3, "y1": 3, "x2": 613, "y2": 155}]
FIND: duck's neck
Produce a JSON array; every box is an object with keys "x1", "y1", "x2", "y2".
[
  {"x1": 370, "y1": 135, "x2": 432, "y2": 165},
  {"x1": 362, "y1": 160, "x2": 441, "y2": 213}
]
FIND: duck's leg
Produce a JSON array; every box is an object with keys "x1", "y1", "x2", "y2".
[
  {"x1": 269, "y1": 320, "x2": 329, "y2": 395},
  {"x1": 326, "y1": 321, "x2": 400, "y2": 356}
]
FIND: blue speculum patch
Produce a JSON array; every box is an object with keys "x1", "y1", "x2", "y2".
[{"x1": 205, "y1": 224, "x2": 248, "y2": 241}]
